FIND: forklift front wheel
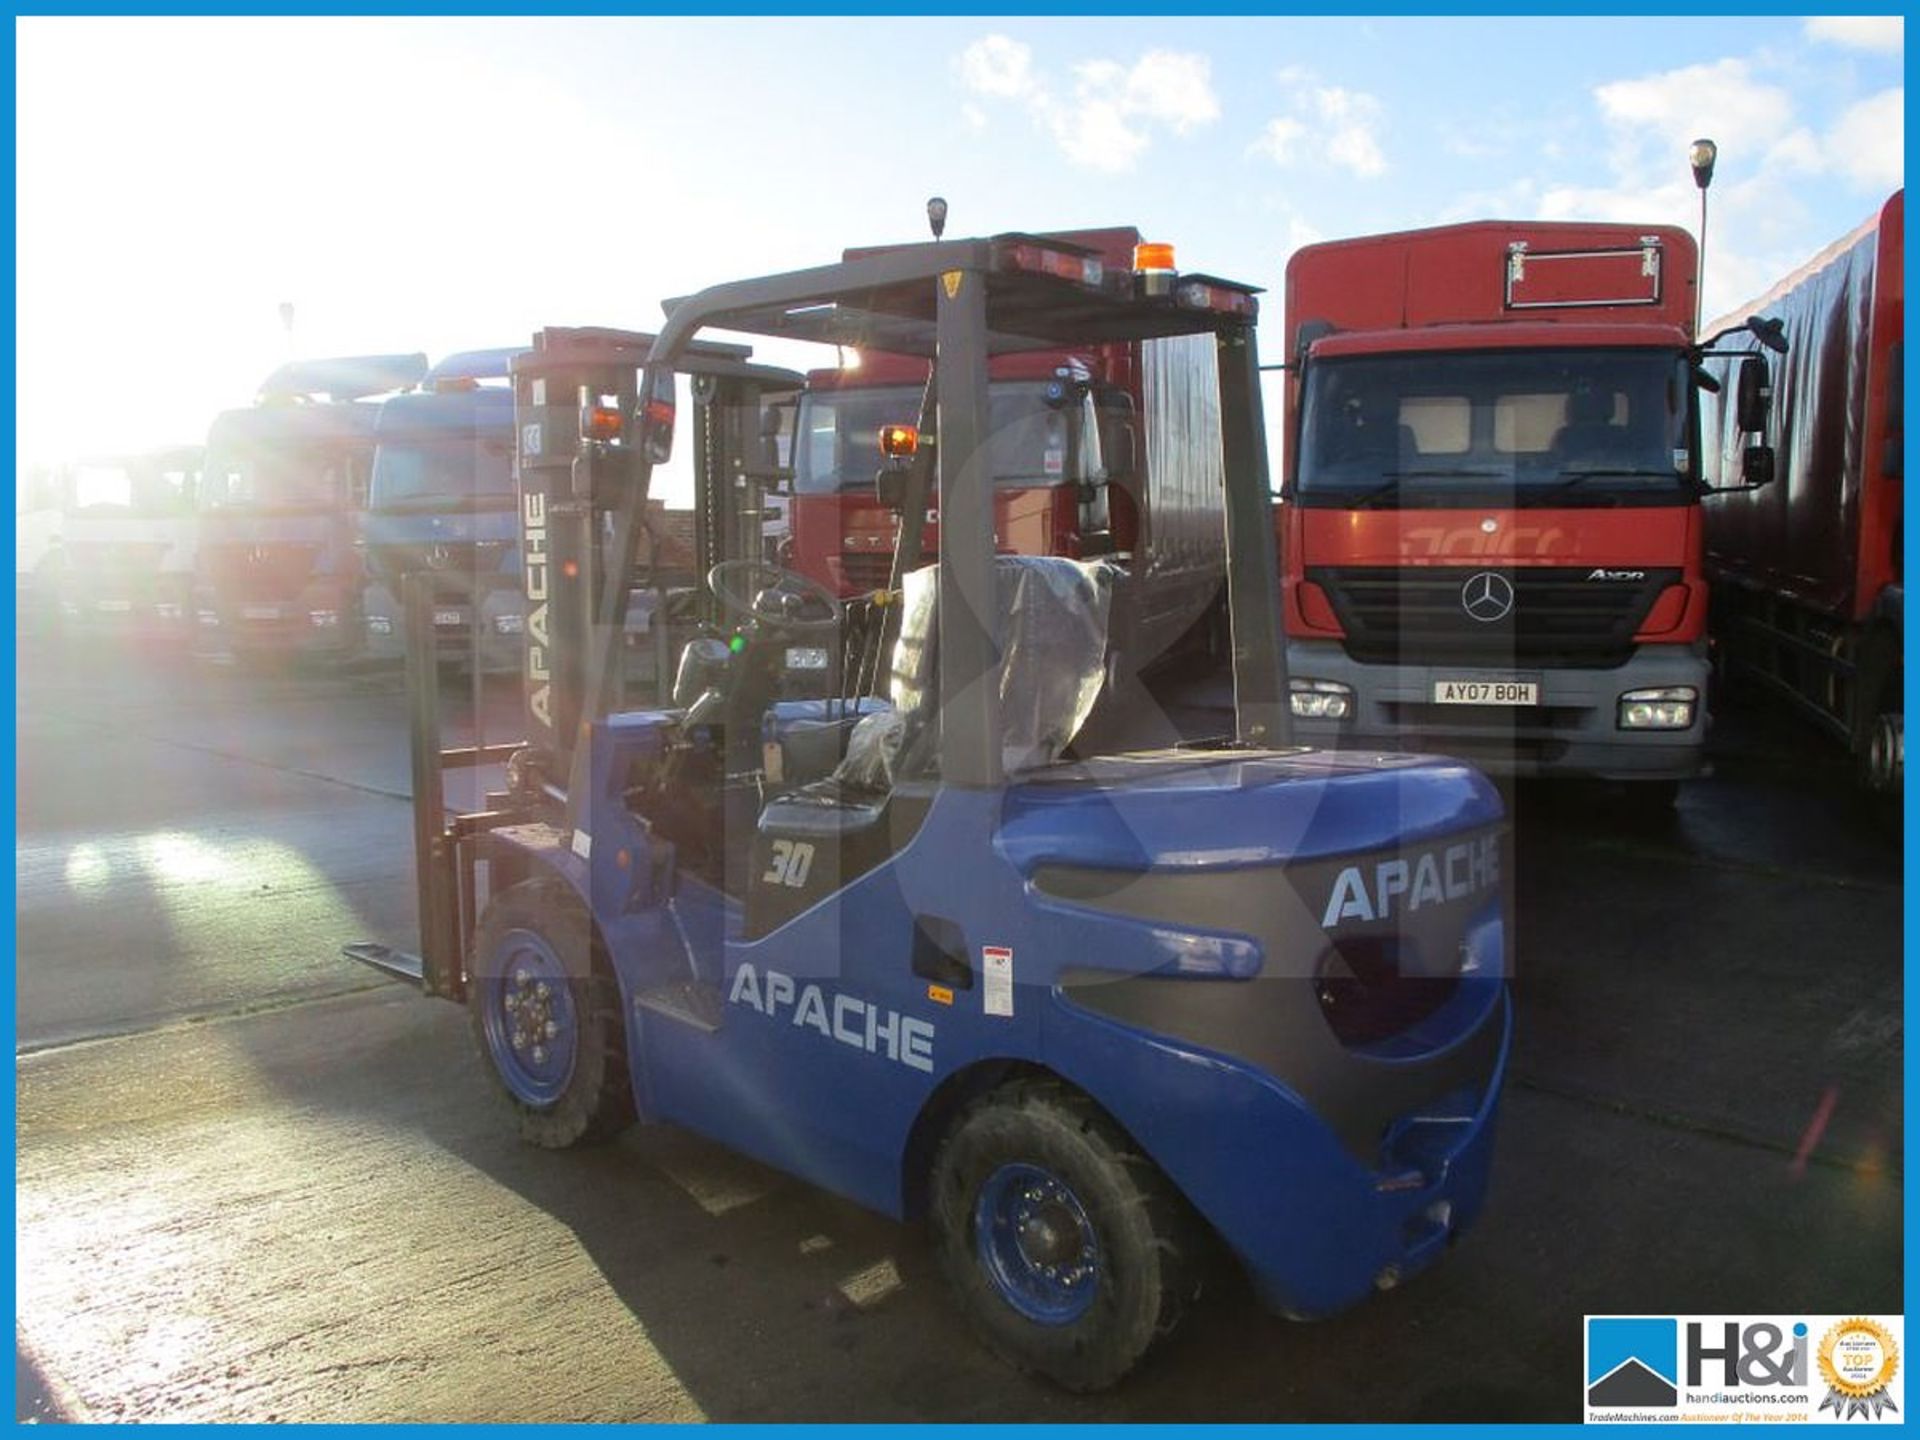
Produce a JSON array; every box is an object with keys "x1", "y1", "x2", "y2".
[
  {"x1": 930, "y1": 1079, "x2": 1201, "y2": 1392},
  {"x1": 469, "y1": 880, "x2": 634, "y2": 1149}
]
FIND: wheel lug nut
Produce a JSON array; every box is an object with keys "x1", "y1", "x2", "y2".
[
  {"x1": 544, "y1": 1021, "x2": 558, "y2": 1039},
  {"x1": 532, "y1": 1046, "x2": 547, "y2": 1064}
]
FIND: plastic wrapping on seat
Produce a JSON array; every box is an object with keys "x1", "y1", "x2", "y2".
[
  {"x1": 834, "y1": 555, "x2": 1116, "y2": 790},
  {"x1": 837, "y1": 708, "x2": 911, "y2": 792},
  {"x1": 994, "y1": 556, "x2": 1115, "y2": 772}
]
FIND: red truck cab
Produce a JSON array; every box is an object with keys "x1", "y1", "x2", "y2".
[
  {"x1": 1280, "y1": 221, "x2": 1710, "y2": 787},
  {"x1": 789, "y1": 347, "x2": 1125, "y2": 595},
  {"x1": 785, "y1": 227, "x2": 1228, "y2": 675}
]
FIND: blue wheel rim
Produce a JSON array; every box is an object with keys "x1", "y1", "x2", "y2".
[
  {"x1": 479, "y1": 928, "x2": 579, "y2": 1106},
  {"x1": 973, "y1": 1161, "x2": 1101, "y2": 1325}
]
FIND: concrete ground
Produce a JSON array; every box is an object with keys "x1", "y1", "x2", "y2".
[{"x1": 14, "y1": 643, "x2": 1903, "y2": 1422}]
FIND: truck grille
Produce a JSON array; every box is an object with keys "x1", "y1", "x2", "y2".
[
  {"x1": 840, "y1": 552, "x2": 893, "y2": 592},
  {"x1": 369, "y1": 541, "x2": 498, "y2": 593},
  {"x1": 201, "y1": 543, "x2": 320, "y2": 602},
  {"x1": 1309, "y1": 565, "x2": 1679, "y2": 669}
]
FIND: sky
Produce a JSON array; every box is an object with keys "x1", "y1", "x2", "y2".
[{"x1": 14, "y1": 14, "x2": 1906, "y2": 502}]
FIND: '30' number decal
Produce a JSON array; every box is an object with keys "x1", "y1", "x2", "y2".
[{"x1": 762, "y1": 839, "x2": 816, "y2": 888}]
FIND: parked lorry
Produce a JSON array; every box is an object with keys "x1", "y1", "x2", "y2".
[
  {"x1": 193, "y1": 354, "x2": 426, "y2": 664},
  {"x1": 348, "y1": 231, "x2": 1511, "y2": 1389},
  {"x1": 47, "y1": 446, "x2": 202, "y2": 645},
  {"x1": 362, "y1": 349, "x2": 525, "y2": 673},
  {"x1": 1279, "y1": 220, "x2": 1723, "y2": 800},
  {"x1": 789, "y1": 227, "x2": 1228, "y2": 674},
  {"x1": 1702, "y1": 190, "x2": 1905, "y2": 796},
  {"x1": 15, "y1": 463, "x2": 64, "y2": 638}
]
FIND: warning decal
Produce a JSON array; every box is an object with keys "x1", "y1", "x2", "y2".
[{"x1": 982, "y1": 946, "x2": 1013, "y2": 1018}]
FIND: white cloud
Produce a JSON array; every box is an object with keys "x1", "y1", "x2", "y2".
[
  {"x1": 955, "y1": 36, "x2": 1219, "y2": 173},
  {"x1": 1765, "y1": 127, "x2": 1824, "y2": 173},
  {"x1": 1804, "y1": 16, "x2": 1904, "y2": 52},
  {"x1": 1826, "y1": 88, "x2": 1904, "y2": 188},
  {"x1": 1320, "y1": 89, "x2": 1387, "y2": 178},
  {"x1": 1249, "y1": 70, "x2": 1388, "y2": 178},
  {"x1": 1248, "y1": 116, "x2": 1307, "y2": 166},
  {"x1": 955, "y1": 34, "x2": 1036, "y2": 100},
  {"x1": 1594, "y1": 58, "x2": 1795, "y2": 161},
  {"x1": 1111, "y1": 49, "x2": 1220, "y2": 134}
]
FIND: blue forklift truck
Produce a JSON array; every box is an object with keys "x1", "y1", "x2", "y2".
[
  {"x1": 362, "y1": 349, "x2": 528, "y2": 674},
  {"x1": 347, "y1": 237, "x2": 1511, "y2": 1390}
]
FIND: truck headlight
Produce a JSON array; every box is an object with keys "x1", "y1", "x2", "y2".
[
  {"x1": 1290, "y1": 678, "x2": 1354, "y2": 720},
  {"x1": 785, "y1": 646, "x2": 830, "y2": 672},
  {"x1": 1617, "y1": 685, "x2": 1696, "y2": 730},
  {"x1": 492, "y1": 613, "x2": 524, "y2": 635},
  {"x1": 366, "y1": 615, "x2": 393, "y2": 636},
  {"x1": 197, "y1": 610, "x2": 219, "y2": 627}
]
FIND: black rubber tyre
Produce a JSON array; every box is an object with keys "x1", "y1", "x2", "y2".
[
  {"x1": 930, "y1": 1077, "x2": 1203, "y2": 1392},
  {"x1": 468, "y1": 878, "x2": 634, "y2": 1149}
]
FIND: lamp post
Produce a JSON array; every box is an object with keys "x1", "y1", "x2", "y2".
[{"x1": 1689, "y1": 139, "x2": 1717, "y2": 337}]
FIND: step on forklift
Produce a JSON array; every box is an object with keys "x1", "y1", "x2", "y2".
[{"x1": 348, "y1": 234, "x2": 1513, "y2": 1391}]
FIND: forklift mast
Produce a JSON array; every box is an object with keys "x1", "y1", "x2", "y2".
[{"x1": 509, "y1": 328, "x2": 801, "y2": 789}]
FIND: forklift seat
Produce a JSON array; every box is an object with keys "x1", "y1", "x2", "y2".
[
  {"x1": 762, "y1": 697, "x2": 891, "y2": 787},
  {"x1": 833, "y1": 555, "x2": 1118, "y2": 791},
  {"x1": 747, "y1": 556, "x2": 1117, "y2": 937}
]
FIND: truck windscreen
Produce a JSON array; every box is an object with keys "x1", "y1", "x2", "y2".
[
  {"x1": 794, "y1": 382, "x2": 1074, "y2": 495},
  {"x1": 67, "y1": 462, "x2": 192, "y2": 516},
  {"x1": 199, "y1": 442, "x2": 363, "y2": 513},
  {"x1": 370, "y1": 435, "x2": 514, "y2": 512},
  {"x1": 1297, "y1": 348, "x2": 1691, "y2": 507}
]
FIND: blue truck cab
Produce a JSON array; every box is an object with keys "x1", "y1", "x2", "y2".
[
  {"x1": 355, "y1": 238, "x2": 1510, "y2": 1391},
  {"x1": 362, "y1": 349, "x2": 525, "y2": 672}
]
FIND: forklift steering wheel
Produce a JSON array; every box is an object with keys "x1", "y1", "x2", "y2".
[{"x1": 706, "y1": 560, "x2": 844, "y2": 635}]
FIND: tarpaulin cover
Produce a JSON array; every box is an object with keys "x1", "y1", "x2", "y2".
[{"x1": 1702, "y1": 194, "x2": 1901, "y2": 620}]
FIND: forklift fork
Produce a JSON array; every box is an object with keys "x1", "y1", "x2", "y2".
[{"x1": 343, "y1": 570, "x2": 519, "y2": 999}]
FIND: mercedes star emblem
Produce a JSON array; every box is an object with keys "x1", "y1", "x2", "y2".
[
  {"x1": 1461, "y1": 571, "x2": 1515, "y2": 623},
  {"x1": 426, "y1": 544, "x2": 452, "y2": 570}
]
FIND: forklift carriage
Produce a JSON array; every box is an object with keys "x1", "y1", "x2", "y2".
[{"x1": 349, "y1": 233, "x2": 1512, "y2": 1391}]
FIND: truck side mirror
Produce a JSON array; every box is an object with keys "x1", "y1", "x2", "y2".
[
  {"x1": 1095, "y1": 391, "x2": 1138, "y2": 485},
  {"x1": 638, "y1": 369, "x2": 676, "y2": 465},
  {"x1": 1107, "y1": 419, "x2": 1138, "y2": 484},
  {"x1": 1736, "y1": 355, "x2": 1772, "y2": 434},
  {"x1": 751, "y1": 404, "x2": 795, "y2": 493},
  {"x1": 874, "y1": 465, "x2": 909, "y2": 510},
  {"x1": 1740, "y1": 444, "x2": 1775, "y2": 489},
  {"x1": 758, "y1": 406, "x2": 783, "y2": 472},
  {"x1": 1746, "y1": 315, "x2": 1789, "y2": 355}
]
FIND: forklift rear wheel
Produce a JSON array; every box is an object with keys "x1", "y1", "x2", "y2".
[
  {"x1": 930, "y1": 1078, "x2": 1201, "y2": 1392},
  {"x1": 469, "y1": 879, "x2": 634, "y2": 1149}
]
